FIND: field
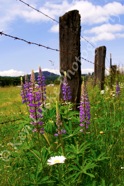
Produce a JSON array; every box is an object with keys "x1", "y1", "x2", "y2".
[{"x1": 0, "y1": 81, "x2": 124, "y2": 186}]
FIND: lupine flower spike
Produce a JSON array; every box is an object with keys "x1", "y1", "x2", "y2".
[
  {"x1": 79, "y1": 81, "x2": 90, "y2": 133},
  {"x1": 116, "y1": 81, "x2": 120, "y2": 96},
  {"x1": 37, "y1": 67, "x2": 46, "y2": 106},
  {"x1": 54, "y1": 101, "x2": 66, "y2": 136},
  {"x1": 21, "y1": 75, "x2": 30, "y2": 104},
  {"x1": 62, "y1": 71, "x2": 72, "y2": 102},
  {"x1": 21, "y1": 68, "x2": 46, "y2": 134}
]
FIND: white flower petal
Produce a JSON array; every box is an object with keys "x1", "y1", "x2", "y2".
[{"x1": 47, "y1": 155, "x2": 66, "y2": 166}]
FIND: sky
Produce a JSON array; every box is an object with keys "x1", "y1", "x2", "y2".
[{"x1": 0, "y1": 0, "x2": 124, "y2": 76}]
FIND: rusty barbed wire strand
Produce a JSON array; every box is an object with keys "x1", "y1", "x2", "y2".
[
  {"x1": 0, "y1": 31, "x2": 59, "y2": 52},
  {"x1": 18, "y1": 0, "x2": 59, "y2": 24},
  {"x1": 17, "y1": 0, "x2": 95, "y2": 48},
  {"x1": 0, "y1": 31, "x2": 110, "y2": 72},
  {"x1": 0, "y1": 31, "x2": 95, "y2": 65}
]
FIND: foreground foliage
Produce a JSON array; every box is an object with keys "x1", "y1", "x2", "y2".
[{"x1": 0, "y1": 80, "x2": 124, "y2": 185}]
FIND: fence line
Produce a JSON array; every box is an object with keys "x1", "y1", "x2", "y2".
[
  {"x1": 0, "y1": 31, "x2": 92, "y2": 63},
  {"x1": 0, "y1": 31, "x2": 110, "y2": 73},
  {"x1": 18, "y1": 0, "x2": 59, "y2": 24},
  {"x1": 17, "y1": 0, "x2": 95, "y2": 48},
  {"x1": 0, "y1": 31, "x2": 59, "y2": 52}
]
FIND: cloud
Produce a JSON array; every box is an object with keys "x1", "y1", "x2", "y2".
[
  {"x1": 1, "y1": 0, "x2": 124, "y2": 42},
  {"x1": 0, "y1": 68, "x2": 94, "y2": 77},
  {"x1": 42, "y1": 68, "x2": 94, "y2": 74},
  {"x1": 0, "y1": 68, "x2": 60, "y2": 77},
  {"x1": 85, "y1": 23, "x2": 124, "y2": 42},
  {"x1": 0, "y1": 0, "x2": 40, "y2": 31},
  {"x1": 42, "y1": 68, "x2": 60, "y2": 75},
  {"x1": 46, "y1": 0, "x2": 124, "y2": 42},
  {"x1": 81, "y1": 68, "x2": 94, "y2": 74},
  {"x1": 50, "y1": 24, "x2": 59, "y2": 32},
  {"x1": 86, "y1": 24, "x2": 124, "y2": 34},
  {"x1": 67, "y1": 1, "x2": 124, "y2": 25},
  {"x1": 0, "y1": 69, "x2": 25, "y2": 77},
  {"x1": 1, "y1": 1, "x2": 124, "y2": 27}
]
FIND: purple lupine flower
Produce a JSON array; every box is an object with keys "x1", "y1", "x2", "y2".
[
  {"x1": 61, "y1": 72, "x2": 72, "y2": 101},
  {"x1": 21, "y1": 75, "x2": 31, "y2": 104},
  {"x1": 79, "y1": 82, "x2": 90, "y2": 133},
  {"x1": 37, "y1": 67, "x2": 46, "y2": 106},
  {"x1": 54, "y1": 101, "x2": 66, "y2": 136},
  {"x1": 116, "y1": 82, "x2": 120, "y2": 96},
  {"x1": 21, "y1": 68, "x2": 46, "y2": 134}
]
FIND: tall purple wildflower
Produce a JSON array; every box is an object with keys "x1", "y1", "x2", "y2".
[
  {"x1": 62, "y1": 72, "x2": 72, "y2": 102},
  {"x1": 79, "y1": 82, "x2": 90, "y2": 133},
  {"x1": 37, "y1": 67, "x2": 46, "y2": 106},
  {"x1": 54, "y1": 101, "x2": 66, "y2": 137},
  {"x1": 21, "y1": 68, "x2": 46, "y2": 134},
  {"x1": 21, "y1": 75, "x2": 31, "y2": 104},
  {"x1": 116, "y1": 82, "x2": 120, "y2": 96}
]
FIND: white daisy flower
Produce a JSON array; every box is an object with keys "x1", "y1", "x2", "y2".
[
  {"x1": 100, "y1": 90, "x2": 104, "y2": 94},
  {"x1": 47, "y1": 156, "x2": 66, "y2": 166}
]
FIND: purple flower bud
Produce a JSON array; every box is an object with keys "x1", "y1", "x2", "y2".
[
  {"x1": 79, "y1": 82, "x2": 90, "y2": 132},
  {"x1": 61, "y1": 129, "x2": 66, "y2": 134},
  {"x1": 54, "y1": 133, "x2": 59, "y2": 137},
  {"x1": 61, "y1": 72, "x2": 72, "y2": 102}
]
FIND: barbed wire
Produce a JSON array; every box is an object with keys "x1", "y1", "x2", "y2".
[
  {"x1": 0, "y1": 31, "x2": 59, "y2": 52},
  {"x1": 0, "y1": 31, "x2": 110, "y2": 72},
  {"x1": 0, "y1": 31, "x2": 95, "y2": 65},
  {"x1": 17, "y1": 0, "x2": 95, "y2": 48},
  {"x1": 18, "y1": 0, "x2": 59, "y2": 24}
]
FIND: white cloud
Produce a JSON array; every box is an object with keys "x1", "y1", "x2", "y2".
[
  {"x1": 0, "y1": 0, "x2": 124, "y2": 42},
  {"x1": 91, "y1": 33, "x2": 115, "y2": 42},
  {"x1": 43, "y1": 67, "x2": 95, "y2": 74},
  {"x1": 50, "y1": 24, "x2": 59, "y2": 32},
  {"x1": 0, "y1": 68, "x2": 60, "y2": 77},
  {"x1": 0, "y1": 69, "x2": 25, "y2": 77},
  {"x1": 0, "y1": 0, "x2": 40, "y2": 30},
  {"x1": 67, "y1": 1, "x2": 124, "y2": 25},
  {"x1": 42, "y1": 68, "x2": 94, "y2": 75},
  {"x1": 42, "y1": 68, "x2": 60, "y2": 75},
  {"x1": 85, "y1": 23, "x2": 124, "y2": 42},
  {"x1": 86, "y1": 24, "x2": 124, "y2": 34},
  {"x1": 81, "y1": 68, "x2": 94, "y2": 74}
]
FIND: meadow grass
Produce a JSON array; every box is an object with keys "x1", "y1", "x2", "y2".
[
  {"x1": 0, "y1": 86, "x2": 28, "y2": 123},
  {"x1": 0, "y1": 82, "x2": 124, "y2": 186}
]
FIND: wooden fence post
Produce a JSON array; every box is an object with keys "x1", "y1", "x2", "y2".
[
  {"x1": 59, "y1": 10, "x2": 81, "y2": 109},
  {"x1": 110, "y1": 53, "x2": 117, "y2": 88},
  {"x1": 94, "y1": 46, "x2": 106, "y2": 90},
  {"x1": 111, "y1": 65, "x2": 117, "y2": 88}
]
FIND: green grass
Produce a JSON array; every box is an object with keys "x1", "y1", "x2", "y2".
[
  {"x1": 0, "y1": 86, "x2": 28, "y2": 124},
  {"x1": 0, "y1": 83, "x2": 124, "y2": 186}
]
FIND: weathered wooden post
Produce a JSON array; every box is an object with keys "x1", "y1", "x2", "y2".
[
  {"x1": 59, "y1": 10, "x2": 81, "y2": 109},
  {"x1": 110, "y1": 53, "x2": 117, "y2": 88},
  {"x1": 110, "y1": 53, "x2": 112, "y2": 89},
  {"x1": 94, "y1": 46, "x2": 106, "y2": 90},
  {"x1": 111, "y1": 65, "x2": 117, "y2": 84}
]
